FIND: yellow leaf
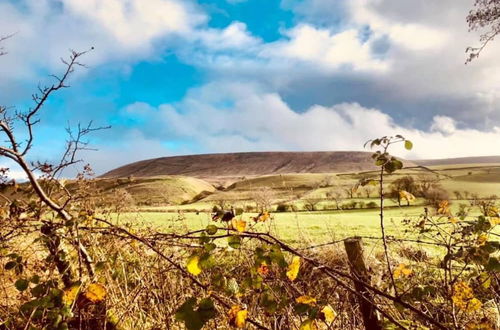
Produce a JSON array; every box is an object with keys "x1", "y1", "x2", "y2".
[
  {"x1": 256, "y1": 212, "x2": 270, "y2": 222},
  {"x1": 393, "y1": 264, "x2": 412, "y2": 279},
  {"x1": 299, "y1": 319, "x2": 318, "y2": 330},
  {"x1": 449, "y1": 217, "x2": 459, "y2": 224},
  {"x1": 231, "y1": 219, "x2": 247, "y2": 232},
  {"x1": 187, "y1": 255, "x2": 202, "y2": 276},
  {"x1": 477, "y1": 234, "x2": 488, "y2": 246},
  {"x1": 399, "y1": 190, "x2": 416, "y2": 202},
  {"x1": 84, "y1": 283, "x2": 106, "y2": 303},
  {"x1": 489, "y1": 217, "x2": 500, "y2": 226},
  {"x1": 487, "y1": 206, "x2": 499, "y2": 217},
  {"x1": 63, "y1": 284, "x2": 81, "y2": 305},
  {"x1": 295, "y1": 295, "x2": 316, "y2": 305},
  {"x1": 437, "y1": 200, "x2": 450, "y2": 215},
  {"x1": 321, "y1": 305, "x2": 337, "y2": 324},
  {"x1": 228, "y1": 305, "x2": 248, "y2": 328},
  {"x1": 286, "y1": 256, "x2": 300, "y2": 281},
  {"x1": 452, "y1": 281, "x2": 482, "y2": 313}
]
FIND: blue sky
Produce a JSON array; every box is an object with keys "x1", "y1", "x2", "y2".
[{"x1": 1, "y1": 0, "x2": 500, "y2": 176}]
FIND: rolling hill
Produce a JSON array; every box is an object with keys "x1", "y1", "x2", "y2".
[
  {"x1": 101, "y1": 151, "x2": 416, "y2": 179},
  {"x1": 413, "y1": 156, "x2": 500, "y2": 166}
]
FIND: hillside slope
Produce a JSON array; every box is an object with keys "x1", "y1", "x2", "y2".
[
  {"x1": 413, "y1": 156, "x2": 500, "y2": 166},
  {"x1": 101, "y1": 151, "x2": 415, "y2": 178}
]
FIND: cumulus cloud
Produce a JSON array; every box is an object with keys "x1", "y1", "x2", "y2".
[
  {"x1": 117, "y1": 82, "x2": 500, "y2": 162},
  {"x1": 261, "y1": 25, "x2": 388, "y2": 72}
]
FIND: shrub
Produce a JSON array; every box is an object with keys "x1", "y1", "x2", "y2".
[
  {"x1": 276, "y1": 203, "x2": 289, "y2": 212},
  {"x1": 244, "y1": 205, "x2": 255, "y2": 212}
]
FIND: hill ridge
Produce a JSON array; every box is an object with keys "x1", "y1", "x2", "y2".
[{"x1": 101, "y1": 151, "x2": 416, "y2": 179}]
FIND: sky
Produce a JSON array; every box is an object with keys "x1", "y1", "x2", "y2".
[{"x1": 0, "y1": 0, "x2": 500, "y2": 177}]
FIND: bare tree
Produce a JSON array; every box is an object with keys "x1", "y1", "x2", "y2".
[
  {"x1": 326, "y1": 187, "x2": 344, "y2": 210},
  {"x1": 453, "y1": 190, "x2": 463, "y2": 200},
  {"x1": 303, "y1": 196, "x2": 321, "y2": 211},
  {"x1": 363, "y1": 185, "x2": 374, "y2": 198},
  {"x1": 467, "y1": 0, "x2": 500, "y2": 62},
  {"x1": 343, "y1": 186, "x2": 355, "y2": 199},
  {"x1": 0, "y1": 46, "x2": 107, "y2": 286},
  {"x1": 251, "y1": 187, "x2": 275, "y2": 212}
]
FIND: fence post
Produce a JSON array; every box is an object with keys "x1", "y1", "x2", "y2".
[{"x1": 344, "y1": 236, "x2": 382, "y2": 330}]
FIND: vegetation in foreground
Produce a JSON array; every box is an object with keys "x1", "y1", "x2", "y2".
[{"x1": 2, "y1": 9, "x2": 500, "y2": 328}]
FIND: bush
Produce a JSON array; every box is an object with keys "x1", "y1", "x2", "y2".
[
  {"x1": 366, "y1": 201, "x2": 378, "y2": 208},
  {"x1": 276, "y1": 204, "x2": 289, "y2": 212},
  {"x1": 244, "y1": 205, "x2": 255, "y2": 212},
  {"x1": 423, "y1": 187, "x2": 450, "y2": 209}
]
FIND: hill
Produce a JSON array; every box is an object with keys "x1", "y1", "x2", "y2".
[
  {"x1": 413, "y1": 156, "x2": 500, "y2": 166},
  {"x1": 101, "y1": 151, "x2": 416, "y2": 179}
]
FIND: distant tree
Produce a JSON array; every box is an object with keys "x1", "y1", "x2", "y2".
[
  {"x1": 251, "y1": 187, "x2": 275, "y2": 212},
  {"x1": 363, "y1": 185, "x2": 374, "y2": 198},
  {"x1": 343, "y1": 186, "x2": 355, "y2": 199},
  {"x1": 303, "y1": 197, "x2": 321, "y2": 211},
  {"x1": 466, "y1": 0, "x2": 500, "y2": 62},
  {"x1": 424, "y1": 187, "x2": 450, "y2": 209},
  {"x1": 325, "y1": 188, "x2": 344, "y2": 210},
  {"x1": 417, "y1": 175, "x2": 440, "y2": 196},
  {"x1": 453, "y1": 190, "x2": 463, "y2": 200},
  {"x1": 389, "y1": 176, "x2": 418, "y2": 206}
]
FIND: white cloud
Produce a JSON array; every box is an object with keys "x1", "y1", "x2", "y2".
[
  {"x1": 194, "y1": 22, "x2": 261, "y2": 50},
  {"x1": 62, "y1": 0, "x2": 205, "y2": 49},
  {"x1": 262, "y1": 25, "x2": 388, "y2": 71},
  {"x1": 349, "y1": 0, "x2": 450, "y2": 51},
  {"x1": 0, "y1": 0, "x2": 206, "y2": 81},
  {"x1": 120, "y1": 82, "x2": 500, "y2": 160},
  {"x1": 431, "y1": 116, "x2": 456, "y2": 135}
]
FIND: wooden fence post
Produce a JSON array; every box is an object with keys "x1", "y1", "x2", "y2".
[{"x1": 344, "y1": 236, "x2": 382, "y2": 330}]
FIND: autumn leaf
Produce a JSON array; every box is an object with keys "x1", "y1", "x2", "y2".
[
  {"x1": 84, "y1": 283, "x2": 106, "y2": 303},
  {"x1": 452, "y1": 281, "x2": 482, "y2": 313},
  {"x1": 490, "y1": 217, "x2": 500, "y2": 226},
  {"x1": 295, "y1": 295, "x2": 316, "y2": 305},
  {"x1": 255, "y1": 212, "x2": 270, "y2": 222},
  {"x1": 393, "y1": 264, "x2": 412, "y2": 279},
  {"x1": 399, "y1": 190, "x2": 416, "y2": 202},
  {"x1": 257, "y1": 261, "x2": 269, "y2": 277},
  {"x1": 286, "y1": 256, "x2": 300, "y2": 281},
  {"x1": 477, "y1": 234, "x2": 488, "y2": 246},
  {"x1": 187, "y1": 255, "x2": 202, "y2": 276},
  {"x1": 449, "y1": 217, "x2": 459, "y2": 224},
  {"x1": 321, "y1": 305, "x2": 337, "y2": 324},
  {"x1": 486, "y1": 206, "x2": 499, "y2": 217},
  {"x1": 228, "y1": 305, "x2": 248, "y2": 328},
  {"x1": 437, "y1": 200, "x2": 450, "y2": 215},
  {"x1": 63, "y1": 284, "x2": 81, "y2": 306},
  {"x1": 299, "y1": 319, "x2": 318, "y2": 330},
  {"x1": 231, "y1": 219, "x2": 247, "y2": 233}
]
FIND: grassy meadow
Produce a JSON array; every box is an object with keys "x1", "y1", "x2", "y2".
[{"x1": 107, "y1": 162, "x2": 500, "y2": 249}]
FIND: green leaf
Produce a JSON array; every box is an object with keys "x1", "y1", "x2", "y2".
[
  {"x1": 197, "y1": 298, "x2": 217, "y2": 323},
  {"x1": 205, "y1": 225, "x2": 218, "y2": 235},
  {"x1": 174, "y1": 297, "x2": 216, "y2": 330},
  {"x1": 29, "y1": 275, "x2": 40, "y2": 284},
  {"x1": 485, "y1": 257, "x2": 500, "y2": 272},
  {"x1": 404, "y1": 140, "x2": 413, "y2": 150},
  {"x1": 228, "y1": 235, "x2": 242, "y2": 249},
  {"x1": 227, "y1": 278, "x2": 239, "y2": 295},
  {"x1": 4, "y1": 261, "x2": 16, "y2": 270},
  {"x1": 15, "y1": 278, "x2": 29, "y2": 291}
]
